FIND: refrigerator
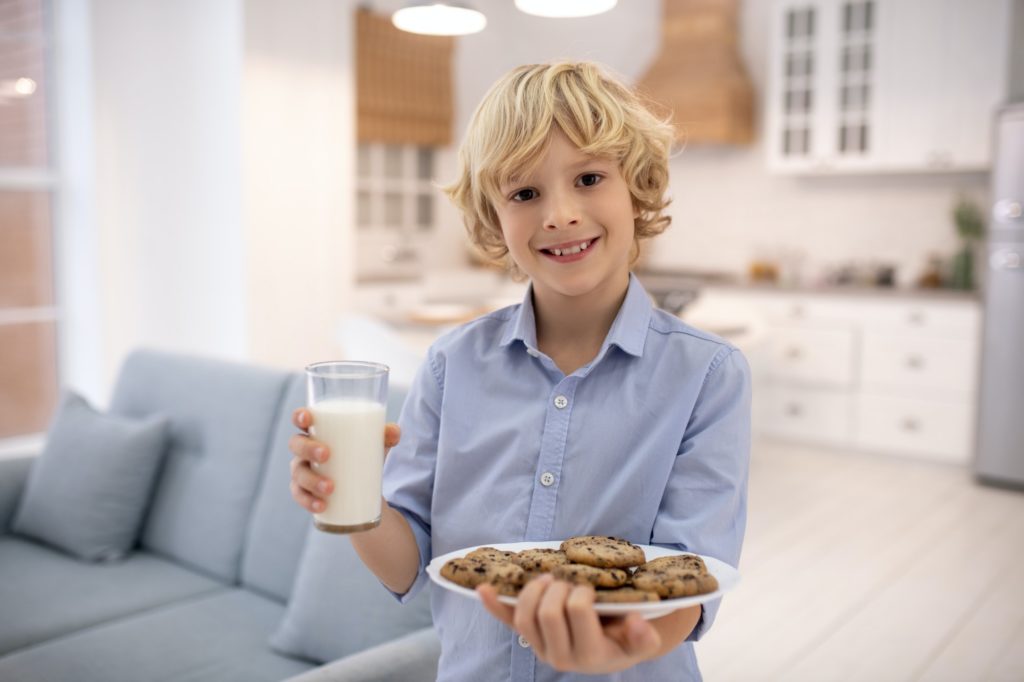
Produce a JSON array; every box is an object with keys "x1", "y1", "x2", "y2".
[{"x1": 976, "y1": 102, "x2": 1024, "y2": 487}]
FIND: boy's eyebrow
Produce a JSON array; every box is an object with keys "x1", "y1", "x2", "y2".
[{"x1": 567, "y1": 155, "x2": 616, "y2": 170}]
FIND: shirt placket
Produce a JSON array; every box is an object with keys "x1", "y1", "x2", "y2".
[{"x1": 511, "y1": 373, "x2": 578, "y2": 682}]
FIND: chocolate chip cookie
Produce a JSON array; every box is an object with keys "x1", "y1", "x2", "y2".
[
  {"x1": 631, "y1": 566, "x2": 719, "y2": 598},
  {"x1": 551, "y1": 562, "x2": 630, "y2": 588},
  {"x1": 560, "y1": 536, "x2": 646, "y2": 569},
  {"x1": 514, "y1": 548, "x2": 571, "y2": 573},
  {"x1": 638, "y1": 554, "x2": 708, "y2": 575},
  {"x1": 440, "y1": 557, "x2": 526, "y2": 593},
  {"x1": 467, "y1": 547, "x2": 518, "y2": 563},
  {"x1": 594, "y1": 587, "x2": 662, "y2": 603}
]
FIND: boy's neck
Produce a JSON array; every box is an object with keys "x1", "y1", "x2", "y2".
[{"x1": 532, "y1": 272, "x2": 630, "y2": 371}]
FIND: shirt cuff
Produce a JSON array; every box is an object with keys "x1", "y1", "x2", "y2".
[
  {"x1": 381, "y1": 500, "x2": 432, "y2": 605},
  {"x1": 686, "y1": 598, "x2": 721, "y2": 642}
]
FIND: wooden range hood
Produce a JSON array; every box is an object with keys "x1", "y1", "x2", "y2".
[{"x1": 637, "y1": 0, "x2": 755, "y2": 145}]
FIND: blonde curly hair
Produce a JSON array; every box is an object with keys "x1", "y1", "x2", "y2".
[{"x1": 442, "y1": 61, "x2": 674, "y2": 274}]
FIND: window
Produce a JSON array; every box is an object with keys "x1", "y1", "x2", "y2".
[
  {"x1": 0, "y1": 0, "x2": 58, "y2": 442},
  {"x1": 355, "y1": 143, "x2": 437, "y2": 278},
  {"x1": 354, "y1": 9, "x2": 452, "y2": 281}
]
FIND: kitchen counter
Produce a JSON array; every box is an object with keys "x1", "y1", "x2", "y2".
[
  {"x1": 634, "y1": 268, "x2": 981, "y2": 310},
  {"x1": 705, "y1": 281, "x2": 982, "y2": 303}
]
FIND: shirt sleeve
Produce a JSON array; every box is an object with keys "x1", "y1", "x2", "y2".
[
  {"x1": 380, "y1": 347, "x2": 444, "y2": 603},
  {"x1": 651, "y1": 346, "x2": 752, "y2": 641}
]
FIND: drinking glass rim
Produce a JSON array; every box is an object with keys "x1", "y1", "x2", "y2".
[{"x1": 305, "y1": 360, "x2": 390, "y2": 379}]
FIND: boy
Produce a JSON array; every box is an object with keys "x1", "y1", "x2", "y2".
[{"x1": 289, "y1": 61, "x2": 750, "y2": 681}]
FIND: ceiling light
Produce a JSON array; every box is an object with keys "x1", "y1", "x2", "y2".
[
  {"x1": 514, "y1": 0, "x2": 618, "y2": 18},
  {"x1": 392, "y1": 3, "x2": 487, "y2": 36},
  {"x1": 0, "y1": 77, "x2": 37, "y2": 99}
]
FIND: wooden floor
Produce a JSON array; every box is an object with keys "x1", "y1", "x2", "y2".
[{"x1": 696, "y1": 440, "x2": 1024, "y2": 682}]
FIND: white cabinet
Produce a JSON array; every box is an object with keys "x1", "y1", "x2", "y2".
[
  {"x1": 760, "y1": 385, "x2": 854, "y2": 445},
  {"x1": 764, "y1": 325, "x2": 857, "y2": 387},
  {"x1": 767, "y1": 0, "x2": 1011, "y2": 174},
  {"x1": 687, "y1": 287, "x2": 982, "y2": 463}
]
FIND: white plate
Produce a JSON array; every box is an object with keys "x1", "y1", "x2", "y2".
[{"x1": 426, "y1": 541, "x2": 740, "y2": 620}]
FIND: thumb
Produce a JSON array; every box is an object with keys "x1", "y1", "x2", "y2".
[{"x1": 623, "y1": 614, "x2": 661, "y2": 658}]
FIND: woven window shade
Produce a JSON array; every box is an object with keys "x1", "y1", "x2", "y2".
[{"x1": 356, "y1": 9, "x2": 454, "y2": 146}]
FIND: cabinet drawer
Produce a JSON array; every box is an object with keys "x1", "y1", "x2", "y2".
[
  {"x1": 856, "y1": 300, "x2": 981, "y2": 338},
  {"x1": 758, "y1": 296, "x2": 861, "y2": 325},
  {"x1": 759, "y1": 387, "x2": 853, "y2": 445},
  {"x1": 861, "y1": 332, "x2": 979, "y2": 394},
  {"x1": 764, "y1": 325, "x2": 856, "y2": 388},
  {"x1": 856, "y1": 393, "x2": 974, "y2": 463}
]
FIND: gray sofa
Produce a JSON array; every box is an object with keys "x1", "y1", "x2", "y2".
[{"x1": 0, "y1": 349, "x2": 440, "y2": 681}]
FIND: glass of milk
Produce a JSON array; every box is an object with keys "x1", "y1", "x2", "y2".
[{"x1": 305, "y1": 361, "x2": 389, "y2": 533}]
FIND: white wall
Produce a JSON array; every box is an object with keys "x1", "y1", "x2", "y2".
[
  {"x1": 59, "y1": 0, "x2": 355, "y2": 405},
  {"x1": 242, "y1": 0, "x2": 355, "y2": 371},
  {"x1": 52, "y1": 0, "x2": 103, "y2": 405},
  {"x1": 89, "y1": 0, "x2": 247, "y2": 394}
]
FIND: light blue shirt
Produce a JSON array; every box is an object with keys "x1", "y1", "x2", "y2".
[{"x1": 383, "y1": 273, "x2": 751, "y2": 682}]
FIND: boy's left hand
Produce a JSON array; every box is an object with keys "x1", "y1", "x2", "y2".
[{"x1": 477, "y1": 574, "x2": 662, "y2": 675}]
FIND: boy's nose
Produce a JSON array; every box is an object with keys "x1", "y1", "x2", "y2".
[{"x1": 543, "y1": 195, "x2": 580, "y2": 230}]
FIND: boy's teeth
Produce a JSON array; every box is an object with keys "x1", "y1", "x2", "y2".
[{"x1": 548, "y1": 240, "x2": 590, "y2": 257}]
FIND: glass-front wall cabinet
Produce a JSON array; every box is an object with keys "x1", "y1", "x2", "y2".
[{"x1": 767, "y1": 0, "x2": 1010, "y2": 174}]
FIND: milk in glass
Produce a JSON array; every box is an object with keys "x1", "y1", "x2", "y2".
[{"x1": 310, "y1": 398, "x2": 386, "y2": 531}]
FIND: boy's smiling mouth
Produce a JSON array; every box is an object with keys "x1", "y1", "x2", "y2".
[{"x1": 538, "y1": 236, "x2": 599, "y2": 262}]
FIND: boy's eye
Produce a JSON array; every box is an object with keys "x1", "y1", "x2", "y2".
[
  {"x1": 511, "y1": 188, "x2": 537, "y2": 202},
  {"x1": 578, "y1": 173, "x2": 602, "y2": 187}
]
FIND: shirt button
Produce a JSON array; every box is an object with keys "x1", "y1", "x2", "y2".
[
  {"x1": 554, "y1": 395, "x2": 568, "y2": 409},
  {"x1": 518, "y1": 635, "x2": 530, "y2": 648},
  {"x1": 540, "y1": 471, "x2": 555, "y2": 487}
]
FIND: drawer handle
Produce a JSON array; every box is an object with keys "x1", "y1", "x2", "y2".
[
  {"x1": 905, "y1": 355, "x2": 925, "y2": 370},
  {"x1": 790, "y1": 305, "x2": 805, "y2": 319},
  {"x1": 908, "y1": 311, "x2": 926, "y2": 325},
  {"x1": 901, "y1": 417, "x2": 921, "y2": 432},
  {"x1": 785, "y1": 403, "x2": 804, "y2": 417},
  {"x1": 785, "y1": 346, "x2": 804, "y2": 360}
]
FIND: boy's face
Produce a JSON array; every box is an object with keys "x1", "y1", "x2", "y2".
[{"x1": 494, "y1": 128, "x2": 636, "y2": 306}]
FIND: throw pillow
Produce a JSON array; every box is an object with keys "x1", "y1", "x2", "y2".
[
  {"x1": 270, "y1": 524, "x2": 433, "y2": 663},
  {"x1": 12, "y1": 390, "x2": 170, "y2": 561}
]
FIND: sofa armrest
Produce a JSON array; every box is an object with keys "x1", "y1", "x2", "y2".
[
  {"x1": 0, "y1": 456, "x2": 34, "y2": 532},
  {"x1": 283, "y1": 626, "x2": 440, "y2": 682}
]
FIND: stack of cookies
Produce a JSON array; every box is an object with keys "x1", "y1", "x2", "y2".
[{"x1": 439, "y1": 535, "x2": 718, "y2": 603}]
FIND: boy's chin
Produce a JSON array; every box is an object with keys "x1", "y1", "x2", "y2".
[{"x1": 533, "y1": 271, "x2": 628, "y2": 301}]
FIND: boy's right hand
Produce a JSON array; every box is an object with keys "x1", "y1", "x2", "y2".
[{"x1": 288, "y1": 408, "x2": 401, "y2": 515}]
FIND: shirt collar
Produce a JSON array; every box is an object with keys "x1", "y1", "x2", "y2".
[{"x1": 499, "y1": 273, "x2": 652, "y2": 358}]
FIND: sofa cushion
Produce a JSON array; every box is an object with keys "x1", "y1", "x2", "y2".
[
  {"x1": 269, "y1": 525, "x2": 433, "y2": 664},
  {"x1": 108, "y1": 349, "x2": 291, "y2": 582},
  {"x1": 0, "y1": 536, "x2": 225, "y2": 656},
  {"x1": 0, "y1": 456, "x2": 34, "y2": 533},
  {"x1": 12, "y1": 391, "x2": 169, "y2": 561},
  {"x1": 282, "y1": 627, "x2": 440, "y2": 682},
  {"x1": 0, "y1": 590, "x2": 313, "y2": 682},
  {"x1": 240, "y1": 375, "x2": 313, "y2": 602}
]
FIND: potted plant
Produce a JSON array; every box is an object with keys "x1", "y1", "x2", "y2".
[{"x1": 951, "y1": 197, "x2": 985, "y2": 290}]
